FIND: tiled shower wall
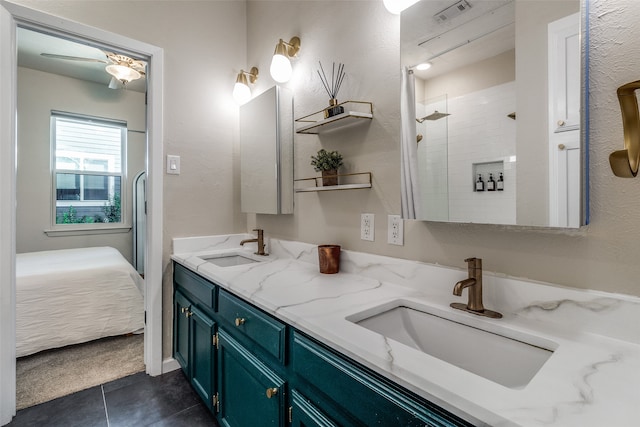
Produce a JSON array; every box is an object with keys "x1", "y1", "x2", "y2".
[{"x1": 447, "y1": 81, "x2": 516, "y2": 224}]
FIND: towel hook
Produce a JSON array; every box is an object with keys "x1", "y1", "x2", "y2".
[{"x1": 610, "y1": 80, "x2": 640, "y2": 177}]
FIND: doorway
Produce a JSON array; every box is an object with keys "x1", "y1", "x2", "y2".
[{"x1": 0, "y1": 2, "x2": 164, "y2": 424}]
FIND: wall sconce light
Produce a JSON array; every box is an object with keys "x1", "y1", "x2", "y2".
[
  {"x1": 270, "y1": 36, "x2": 301, "y2": 83},
  {"x1": 233, "y1": 67, "x2": 259, "y2": 105}
]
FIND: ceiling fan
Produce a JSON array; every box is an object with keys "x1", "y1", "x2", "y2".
[{"x1": 40, "y1": 51, "x2": 146, "y2": 89}]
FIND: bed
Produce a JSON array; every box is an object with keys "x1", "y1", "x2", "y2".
[{"x1": 16, "y1": 246, "x2": 145, "y2": 358}]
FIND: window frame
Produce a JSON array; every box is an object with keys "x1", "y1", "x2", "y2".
[{"x1": 50, "y1": 111, "x2": 128, "y2": 231}]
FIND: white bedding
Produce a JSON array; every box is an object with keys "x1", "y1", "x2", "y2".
[{"x1": 16, "y1": 246, "x2": 145, "y2": 357}]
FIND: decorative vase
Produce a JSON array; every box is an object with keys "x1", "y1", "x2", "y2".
[
  {"x1": 324, "y1": 98, "x2": 344, "y2": 118},
  {"x1": 322, "y1": 169, "x2": 338, "y2": 186},
  {"x1": 318, "y1": 245, "x2": 341, "y2": 274}
]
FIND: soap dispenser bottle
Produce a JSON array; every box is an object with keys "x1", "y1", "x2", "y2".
[
  {"x1": 487, "y1": 173, "x2": 496, "y2": 191},
  {"x1": 497, "y1": 173, "x2": 504, "y2": 191},
  {"x1": 475, "y1": 174, "x2": 484, "y2": 192}
]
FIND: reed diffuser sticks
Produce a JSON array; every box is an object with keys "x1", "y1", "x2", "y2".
[{"x1": 317, "y1": 61, "x2": 346, "y2": 117}]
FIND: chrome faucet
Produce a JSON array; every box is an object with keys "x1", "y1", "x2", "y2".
[
  {"x1": 451, "y1": 258, "x2": 502, "y2": 319},
  {"x1": 240, "y1": 229, "x2": 268, "y2": 256}
]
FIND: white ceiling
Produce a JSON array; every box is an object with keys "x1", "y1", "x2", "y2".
[
  {"x1": 17, "y1": 27, "x2": 147, "y2": 93},
  {"x1": 401, "y1": 0, "x2": 515, "y2": 80}
]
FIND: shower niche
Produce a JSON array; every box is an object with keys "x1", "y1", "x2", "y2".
[{"x1": 472, "y1": 161, "x2": 504, "y2": 192}]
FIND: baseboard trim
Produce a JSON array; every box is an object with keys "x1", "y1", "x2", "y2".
[{"x1": 162, "y1": 357, "x2": 180, "y2": 374}]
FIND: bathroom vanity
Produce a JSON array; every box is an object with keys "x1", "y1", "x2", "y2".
[{"x1": 172, "y1": 235, "x2": 640, "y2": 426}]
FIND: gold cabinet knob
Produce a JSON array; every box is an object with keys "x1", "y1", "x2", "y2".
[
  {"x1": 265, "y1": 387, "x2": 278, "y2": 399},
  {"x1": 557, "y1": 120, "x2": 565, "y2": 126},
  {"x1": 235, "y1": 317, "x2": 246, "y2": 326},
  {"x1": 558, "y1": 143, "x2": 566, "y2": 150}
]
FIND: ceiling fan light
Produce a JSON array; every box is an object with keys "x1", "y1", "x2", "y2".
[{"x1": 106, "y1": 63, "x2": 141, "y2": 83}]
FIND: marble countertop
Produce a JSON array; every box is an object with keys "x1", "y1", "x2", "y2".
[{"x1": 172, "y1": 234, "x2": 640, "y2": 427}]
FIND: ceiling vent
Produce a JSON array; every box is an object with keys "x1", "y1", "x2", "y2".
[{"x1": 434, "y1": 0, "x2": 472, "y2": 24}]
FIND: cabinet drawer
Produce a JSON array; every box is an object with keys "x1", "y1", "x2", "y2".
[
  {"x1": 174, "y1": 263, "x2": 217, "y2": 309},
  {"x1": 292, "y1": 332, "x2": 473, "y2": 427},
  {"x1": 218, "y1": 290, "x2": 286, "y2": 364}
]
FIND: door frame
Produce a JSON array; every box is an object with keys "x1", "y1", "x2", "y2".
[{"x1": 0, "y1": 2, "x2": 164, "y2": 424}]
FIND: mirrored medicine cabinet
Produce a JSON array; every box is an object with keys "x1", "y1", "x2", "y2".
[
  {"x1": 400, "y1": 0, "x2": 588, "y2": 228},
  {"x1": 240, "y1": 85, "x2": 294, "y2": 214}
]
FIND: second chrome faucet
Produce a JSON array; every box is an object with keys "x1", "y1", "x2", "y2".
[{"x1": 451, "y1": 257, "x2": 502, "y2": 319}]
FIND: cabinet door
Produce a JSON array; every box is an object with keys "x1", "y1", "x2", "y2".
[
  {"x1": 173, "y1": 290, "x2": 191, "y2": 373},
  {"x1": 290, "y1": 389, "x2": 338, "y2": 427},
  {"x1": 190, "y1": 305, "x2": 216, "y2": 411},
  {"x1": 217, "y1": 329, "x2": 286, "y2": 427},
  {"x1": 293, "y1": 332, "x2": 473, "y2": 427}
]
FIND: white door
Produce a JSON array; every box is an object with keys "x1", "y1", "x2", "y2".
[{"x1": 548, "y1": 12, "x2": 580, "y2": 227}]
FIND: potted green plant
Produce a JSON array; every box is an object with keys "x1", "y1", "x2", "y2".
[{"x1": 311, "y1": 149, "x2": 343, "y2": 186}]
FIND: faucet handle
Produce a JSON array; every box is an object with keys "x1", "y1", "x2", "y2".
[{"x1": 464, "y1": 257, "x2": 482, "y2": 270}]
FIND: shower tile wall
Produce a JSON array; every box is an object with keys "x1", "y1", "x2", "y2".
[
  {"x1": 447, "y1": 81, "x2": 516, "y2": 224},
  {"x1": 418, "y1": 98, "x2": 449, "y2": 221}
]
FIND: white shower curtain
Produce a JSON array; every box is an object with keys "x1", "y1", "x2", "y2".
[{"x1": 400, "y1": 67, "x2": 421, "y2": 219}]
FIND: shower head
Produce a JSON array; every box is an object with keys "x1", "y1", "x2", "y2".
[{"x1": 416, "y1": 110, "x2": 451, "y2": 123}]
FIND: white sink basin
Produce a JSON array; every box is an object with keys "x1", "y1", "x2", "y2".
[
  {"x1": 200, "y1": 253, "x2": 263, "y2": 267},
  {"x1": 348, "y1": 301, "x2": 556, "y2": 389}
]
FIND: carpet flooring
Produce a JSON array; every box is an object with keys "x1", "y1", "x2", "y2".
[{"x1": 16, "y1": 334, "x2": 145, "y2": 410}]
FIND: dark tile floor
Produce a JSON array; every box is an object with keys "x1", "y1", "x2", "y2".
[{"x1": 8, "y1": 369, "x2": 219, "y2": 427}]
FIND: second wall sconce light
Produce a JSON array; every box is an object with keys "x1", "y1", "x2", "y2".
[
  {"x1": 233, "y1": 67, "x2": 259, "y2": 105},
  {"x1": 270, "y1": 36, "x2": 301, "y2": 83}
]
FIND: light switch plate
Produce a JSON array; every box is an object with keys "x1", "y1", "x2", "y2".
[
  {"x1": 167, "y1": 155, "x2": 180, "y2": 175},
  {"x1": 361, "y1": 213, "x2": 374, "y2": 241},
  {"x1": 387, "y1": 215, "x2": 403, "y2": 246}
]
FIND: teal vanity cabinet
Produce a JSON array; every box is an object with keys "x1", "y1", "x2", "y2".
[
  {"x1": 291, "y1": 332, "x2": 472, "y2": 427},
  {"x1": 173, "y1": 262, "x2": 473, "y2": 427},
  {"x1": 217, "y1": 329, "x2": 287, "y2": 426},
  {"x1": 216, "y1": 289, "x2": 288, "y2": 426},
  {"x1": 173, "y1": 264, "x2": 217, "y2": 412},
  {"x1": 289, "y1": 389, "x2": 338, "y2": 427}
]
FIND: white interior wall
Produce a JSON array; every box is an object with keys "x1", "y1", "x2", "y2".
[{"x1": 16, "y1": 67, "x2": 145, "y2": 262}]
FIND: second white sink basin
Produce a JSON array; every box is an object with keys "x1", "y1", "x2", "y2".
[
  {"x1": 348, "y1": 301, "x2": 556, "y2": 389},
  {"x1": 200, "y1": 253, "x2": 263, "y2": 267}
]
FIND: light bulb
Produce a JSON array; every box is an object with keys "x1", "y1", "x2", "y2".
[
  {"x1": 233, "y1": 82, "x2": 251, "y2": 104},
  {"x1": 270, "y1": 54, "x2": 292, "y2": 83}
]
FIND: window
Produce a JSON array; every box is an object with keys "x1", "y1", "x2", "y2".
[{"x1": 52, "y1": 112, "x2": 126, "y2": 226}]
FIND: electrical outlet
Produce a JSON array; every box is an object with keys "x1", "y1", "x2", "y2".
[
  {"x1": 387, "y1": 215, "x2": 404, "y2": 246},
  {"x1": 361, "y1": 213, "x2": 374, "y2": 241}
]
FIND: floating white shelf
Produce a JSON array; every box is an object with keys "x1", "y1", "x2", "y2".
[
  {"x1": 296, "y1": 101, "x2": 373, "y2": 135},
  {"x1": 294, "y1": 172, "x2": 372, "y2": 192}
]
